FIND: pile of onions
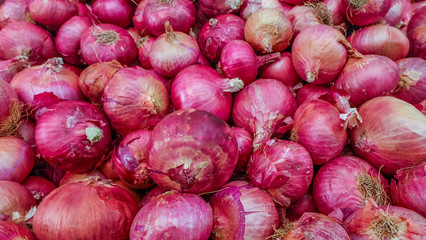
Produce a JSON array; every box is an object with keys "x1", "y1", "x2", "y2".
[
  {"x1": 407, "y1": 7, "x2": 426, "y2": 59},
  {"x1": 130, "y1": 191, "x2": 213, "y2": 239},
  {"x1": 59, "y1": 169, "x2": 106, "y2": 186},
  {"x1": 199, "y1": 0, "x2": 243, "y2": 17},
  {"x1": 350, "y1": 96, "x2": 426, "y2": 175},
  {"x1": 33, "y1": 179, "x2": 139, "y2": 240},
  {"x1": 112, "y1": 129, "x2": 154, "y2": 189},
  {"x1": 148, "y1": 109, "x2": 238, "y2": 194},
  {"x1": 132, "y1": 0, "x2": 150, "y2": 35},
  {"x1": 231, "y1": 127, "x2": 253, "y2": 172},
  {"x1": 0, "y1": 0, "x2": 32, "y2": 28},
  {"x1": 219, "y1": 40, "x2": 280, "y2": 85},
  {"x1": 198, "y1": 14, "x2": 245, "y2": 61},
  {"x1": 0, "y1": 136, "x2": 34, "y2": 183},
  {"x1": 29, "y1": 0, "x2": 78, "y2": 30},
  {"x1": 391, "y1": 161, "x2": 426, "y2": 217},
  {"x1": 348, "y1": 25, "x2": 409, "y2": 61},
  {"x1": 286, "y1": 190, "x2": 317, "y2": 221},
  {"x1": 244, "y1": 8, "x2": 293, "y2": 53},
  {"x1": 171, "y1": 65, "x2": 244, "y2": 121},
  {"x1": 259, "y1": 52, "x2": 301, "y2": 89},
  {"x1": 150, "y1": 22, "x2": 200, "y2": 77},
  {"x1": 0, "y1": 57, "x2": 29, "y2": 83},
  {"x1": 103, "y1": 66, "x2": 169, "y2": 136},
  {"x1": 92, "y1": 0, "x2": 134, "y2": 28},
  {"x1": 22, "y1": 176, "x2": 56, "y2": 204},
  {"x1": 0, "y1": 180, "x2": 36, "y2": 224},
  {"x1": 35, "y1": 101, "x2": 112, "y2": 172},
  {"x1": 209, "y1": 181, "x2": 279, "y2": 239},
  {"x1": 233, "y1": 79, "x2": 297, "y2": 149},
  {"x1": 342, "y1": 0, "x2": 391, "y2": 26},
  {"x1": 287, "y1": 3, "x2": 334, "y2": 37},
  {"x1": 137, "y1": 36, "x2": 155, "y2": 69},
  {"x1": 296, "y1": 84, "x2": 331, "y2": 106},
  {"x1": 0, "y1": 221, "x2": 35, "y2": 240},
  {"x1": 80, "y1": 23, "x2": 137, "y2": 65},
  {"x1": 393, "y1": 57, "x2": 426, "y2": 104},
  {"x1": 239, "y1": 0, "x2": 286, "y2": 20}
]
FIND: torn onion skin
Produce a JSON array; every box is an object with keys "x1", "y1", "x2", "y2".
[{"x1": 393, "y1": 57, "x2": 426, "y2": 104}]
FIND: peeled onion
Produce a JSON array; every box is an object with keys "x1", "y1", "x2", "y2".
[
  {"x1": 0, "y1": 180, "x2": 36, "y2": 224},
  {"x1": 0, "y1": 136, "x2": 34, "y2": 183},
  {"x1": 393, "y1": 57, "x2": 426, "y2": 104}
]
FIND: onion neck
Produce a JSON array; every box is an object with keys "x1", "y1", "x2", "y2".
[
  {"x1": 357, "y1": 172, "x2": 389, "y2": 206},
  {"x1": 231, "y1": 0, "x2": 243, "y2": 10},
  {"x1": 270, "y1": 222, "x2": 295, "y2": 240},
  {"x1": 85, "y1": 126, "x2": 104, "y2": 144},
  {"x1": 93, "y1": 29, "x2": 120, "y2": 46},
  {"x1": 256, "y1": 52, "x2": 281, "y2": 68},
  {"x1": 158, "y1": 0, "x2": 173, "y2": 5},
  {"x1": 165, "y1": 21, "x2": 176, "y2": 42},
  {"x1": 338, "y1": 39, "x2": 363, "y2": 58},
  {"x1": 370, "y1": 213, "x2": 401, "y2": 239},
  {"x1": 209, "y1": 18, "x2": 218, "y2": 28},
  {"x1": 43, "y1": 57, "x2": 64, "y2": 73},
  {"x1": 396, "y1": 71, "x2": 422, "y2": 91},
  {"x1": 222, "y1": 78, "x2": 244, "y2": 93},
  {"x1": 306, "y1": 2, "x2": 333, "y2": 26},
  {"x1": 306, "y1": 71, "x2": 317, "y2": 83},
  {"x1": 0, "y1": 101, "x2": 28, "y2": 137},
  {"x1": 348, "y1": 0, "x2": 368, "y2": 10}
]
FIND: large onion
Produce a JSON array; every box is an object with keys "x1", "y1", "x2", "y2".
[
  {"x1": 0, "y1": 221, "x2": 35, "y2": 240},
  {"x1": 0, "y1": 180, "x2": 36, "y2": 224},
  {"x1": 29, "y1": 0, "x2": 78, "y2": 30},
  {"x1": 0, "y1": 136, "x2": 34, "y2": 183},
  {"x1": 342, "y1": 0, "x2": 391, "y2": 26},
  {"x1": 393, "y1": 57, "x2": 426, "y2": 104},
  {"x1": 22, "y1": 176, "x2": 56, "y2": 204}
]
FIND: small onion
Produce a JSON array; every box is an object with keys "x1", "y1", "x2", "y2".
[
  {"x1": 286, "y1": 190, "x2": 317, "y2": 221},
  {"x1": 0, "y1": 0, "x2": 32, "y2": 28},
  {"x1": 199, "y1": 0, "x2": 243, "y2": 17},
  {"x1": 240, "y1": 0, "x2": 286, "y2": 20},
  {"x1": 259, "y1": 52, "x2": 302, "y2": 89},
  {"x1": 393, "y1": 57, "x2": 426, "y2": 104},
  {"x1": 29, "y1": 0, "x2": 78, "y2": 30},
  {"x1": 92, "y1": 0, "x2": 134, "y2": 28},
  {"x1": 231, "y1": 127, "x2": 253, "y2": 172},
  {"x1": 296, "y1": 84, "x2": 331, "y2": 106},
  {"x1": 59, "y1": 169, "x2": 107, "y2": 186},
  {"x1": 132, "y1": 0, "x2": 150, "y2": 35},
  {"x1": 0, "y1": 136, "x2": 34, "y2": 183},
  {"x1": 137, "y1": 36, "x2": 156, "y2": 69},
  {"x1": 21, "y1": 176, "x2": 56, "y2": 204},
  {"x1": 287, "y1": 3, "x2": 334, "y2": 37},
  {"x1": 0, "y1": 221, "x2": 35, "y2": 240},
  {"x1": 0, "y1": 180, "x2": 36, "y2": 224},
  {"x1": 342, "y1": 0, "x2": 391, "y2": 26}
]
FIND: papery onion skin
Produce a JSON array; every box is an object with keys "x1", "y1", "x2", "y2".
[
  {"x1": 296, "y1": 84, "x2": 331, "y2": 106},
  {"x1": 0, "y1": 136, "x2": 34, "y2": 183},
  {"x1": 103, "y1": 66, "x2": 169, "y2": 136},
  {"x1": 0, "y1": 58, "x2": 29, "y2": 84},
  {"x1": 0, "y1": 221, "x2": 35, "y2": 240},
  {"x1": 259, "y1": 52, "x2": 301, "y2": 89},
  {"x1": 342, "y1": 0, "x2": 391, "y2": 26},
  {"x1": 148, "y1": 109, "x2": 238, "y2": 194},
  {"x1": 33, "y1": 179, "x2": 139, "y2": 240},
  {"x1": 209, "y1": 181, "x2": 279, "y2": 240},
  {"x1": 92, "y1": 0, "x2": 134, "y2": 28},
  {"x1": 350, "y1": 96, "x2": 426, "y2": 175},
  {"x1": 133, "y1": 0, "x2": 151, "y2": 35},
  {"x1": 286, "y1": 190, "x2": 317, "y2": 221},
  {"x1": 22, "y1": 176, "x2": 56, "y2": 204},
  {"x1": 17, "y1": 119, "x2": 36, "y2": 154},
  {"x1": 239, "y1": 0, "x2": 286, "y2": 20},
  {"x1": 29, "y1": 0, "x2": 78, "y2": 30},
  {"x1": 231, "y1": 127, "x2": 253, "y2": 172},
  {"x1": 127, "y1": 27, "x2": 141, "y2": 45},
  {"x1": 130, "y1": 191, "x2": 213, "y2": 240},
  {"x1": 137, "y1": 36, "x2": 155, "y2": 69},
  {"x1": 0, "y1": 180, "x2": 36, "y2": 224},
  {"x1": 59, "y1": 169, "x2": 107, "y2": 186},
  {"x1": 35, "y1": 101, "x2": 112, "y2": 173},
  {"x1": 393, "y1": 58, "x2": 426, "y2": 104},
  {"x1": 383, "y1": 0, "x2": 404, "y2": 27},
  {"x1": 0, "y1": 0, "x2": 32, "y2": 28},
  {"x1": 199, "y1": 0, "x2": 243, "y2": 17}
]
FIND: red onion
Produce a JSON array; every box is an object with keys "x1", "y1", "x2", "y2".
[
  {"x1": 111, "y1": 179, "x2": 145, "y2": 203},
  {"x1": 240, "y1": 0, "x2": 286, "y2": 20},
  {"x1": 344, "y1": 199, "x2": 426, "y2": 239},
  {"x1": 0, "y1": 21, "x2": 57, "y2": 64},
  {"x1": 393, "y1": 58, "x2": 426, "y2": 104},
  {"x1": 33, "y1": 179, "x2": 139, "y2": 240},
  {"x1": 342, "y1": 0, "x2": 391, "y2": 26},
  {"x1": 0, "y1": 80, "x2": 18, "y2": 123},
  {"x1": 59, "y1": 169, "x2": 107, "y2": 185},
  {"x1": 150, "y1": 22, "x2": 200, "y2": 77},
  {"x1": 132, "y1": 0, "x2": 151, "y2": 35},
  {"x1": 32, "y1": 161, "x2": 65, "y2": 187},
  {"x1": 0, "y1": 81, "x2": 27, "y2": 138},
  {"x1": 127, "y1": 27, "x2": 141, "y2": 45},
  {"x1": 0, "y1": 136, "x2": 34, "y2": 183},
  {"x1": 22, "y1": 176, "x2": 56, "y2": 204},
  {"x1": 0, "y1": 180, "x2": 36, "y2": 224},
  {"x1": 219, "y1": 40, "x2": 280, "y2": 85},
  {"x1": 259, "y1": 52, "x2": 302, "y2": 89},
  {"x1": 137, "y1": 36, "x2": 155, "y2": 69},
  {"x1": 199, "y1": 0, "x2": 243, "y2": 17},
  {"x1": 233, "y1": 79, "x2": 297, "y2": 149},
  {"x1": 350, "y1": 96, "x2": 426, "y2": 175},
  {"x1": 80, "y1": 23, "x2": 137, "y2": 65},
  {"x1": 171, "y1": 65, "x2": 243, "y2": 121},
  {"x1": 231, "y1": 127, "x2": 253, "y2": 172},
  {"x1": 407, "y1": 8, "x2": 426, "y2": 59},
  {"x1": 209, "y1": 181, "x2": 279, "y2": 240},
  {"x1": 35, "y1": 101, "x2": 112, "y2": 172},
  {"x1": 0, "y1": 57, "x2": 29, "y2": 83},
  {"x1": 244, "y1": 8, "x2": 293, "y2": 53},
  {"x1": 148, "y1": 109, "x2": 238, "y2": 194},
  {"x1": 77, "y1": 2, "x2": 93, "y2": 18},
  {"x1": 78, "y1": 60, "x2": 123, "y2": 106},
  {"x1": 323, "y1": 0, "x2": 346, "y2": 26},
  {"x1": 103, "y1": 66, "x2": 169, "y2": 135},
  {"x1": 286, "y1": 190, "x2": 317, "y2": 221},
  {"x1": 198, "y1": 14, "x2": 245, "y2": 61},
  {"x1": 92, "y1": 0, "x2": 134, "y2": 28},
  {"x1": 130, "y1": 191, "x2": 213, "y2": 240},
  {"x1": 29, "y1": 0, "x2": 78, "y2": 30},
  {"x1": 191, "y1": 0, "x2": 210, "y2": 40},
  {"x1": 349, "y1": 25, "x2": 410, "y2": 61},
  {"x1": 287, "y1": 4, "x2": 335, "y2": 38},
  {"x1": 63, "y1": 63, "x2": 83, "y2": 76},
  {"x1": 391, "y1": 161, "x2": 426, "y2": 217},
  {"x1": 0, "y1": 221, "x2": 35, "y2": 240},
  {"x1": 0, "y1": 0, "x2": 32, "y2": 28},
  {"x1": 100, "y1": 158, "x2": 120, "y2": 180},
  {"x1": 290, "y1": 100, "x2": 347, "y2": 165},
  {"x1": 407, "y1": 6, "x2": 425, "y2": 34},
  {"x1": 17, "y1": 119, "x2": 36, "y2": 152},
  {"x1": 383, "y1": 0, "x2": 404, "y2": 26},
  {"x1": 139, "y1": 186, "x2": 166, "y2": 207},
  {"x1": 296, "y1": 84, "x2": 331, "y2": 106}
]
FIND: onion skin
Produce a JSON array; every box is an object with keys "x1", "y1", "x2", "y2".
[
  {"x1": 231, "y1": 127, "x2": 253, "y2": 172},
  {"x1": 92, "y1": 0, "x2": 134, "y2": 28},
  {"x1": 296, "y1": 84, "x2": 331, "y2": 106},
  {"x1": 350, "y1": 96, "x2": 426, "y2": 175},
  {"x1": 287, "y1": 5, "x2": 323, "y2": 38},
  {"x1": 148, "y1": 109, "x2": 238, "y2": 194},
  {"x1": 342, "y1": 0, "x2": 391, "y2": 26},
  {"x1": 103, "y1": 66, "x2": 169, "y2": 136},
  {"x1": 239, "y1": 0, "x2": 286, "y2": 20},
  {"x1": 393, "y1": 58, "x2": 426, "y2": 104},
  {"x1": 16, "y1": 119, "x2": 36, "y2": 154},
  {"x1": 0, "y1": 180, "x2": 36, "y2": 224},
  {"x1": 383, "y1": 0, "x2": 404, "y2": 26},
  {"x1": 35, "y1": 101, "x2": 112, "y2": 173},
  {"x1": 33, "y1": 179, "x2": 139, "y2": 240},
  {"x1": 137, "y1": 36, "x2": 155, "y2": 69},
  {"x1": 407, "y1": 8, "x2": 426, "y2": 59},
  {"x1": 0, "y1": 0, "x2": 32, "y2": 28},
  {"x1": 130, "y1": 191, "x2": 213, "y2": 240},
  {"x1": 259, "y1": 52, "x2": 301, "y2": 89},
  {"x1": 209, "y1": 181, "x2": 279, "y2": 240},
  {"x1": 391, "y1": 162, "x2": 426, "y2": 217},
  {"x1": 100, "y1": 158, "x2": 120, "y2": 180},
  {"x1": 0, "y1": 136, "x2": 34, "y2": 183},
  {"x1": 139, "y1": 186, "x2": 166, "y2": 207},
  {"x1": 0, "y1": 80, "x2": 18, "y2": 123},
  {"x1": 59, "y1": 169, "x2": 107, "y2": 186},
  {"x1": 0, "y1": 221, "x2": 35, "y2": 240},
  {"x1": 22, "y1": 176, "x2": 56, "y2": 205},
  {"x1": 132, "y1": 0, "x2": 150, "y2": 35},
  {"x1": 0, "y1": 57, "x2": 29, "y2": 83},
  {"x1": 29, "y1": 0, "x2": 78, "y2": 30},
  {"x1": 323, "y1": 0, "x2": 346, "y2": 26},
  {"x1": 286, "y1": 190, "x2": 317, "y2": 221},
  {"x1": 199, "y1": 0, "x2": 243, "y2": 17}
]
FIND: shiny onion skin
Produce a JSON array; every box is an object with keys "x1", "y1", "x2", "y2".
[
  {"x1": 342, "y1": 0, "x2": 391, "y2": 26},
  {"x1": 350, "y1": 96, "x2": 426, "y2": 175},
  {"x1": 148, "y1": 109, "x2": 238, "y2": 194},
  {"x1": 233, "y1": 79, "x2": 297, "y2": 149},
  {"x1": 0, "y1": 221, "x2": 35, "y2": 240},
  {"x1": 0, "y1": 80, "x2": 22, "y2": 137},
  {"x1": 80, "y1": 23, "x2": 137, "y2": 65},
  {"x1": 349, "y1": 25, "x2": 410, "y2": 61},
  {"x1": 130, "y1": 191, "x2": 213, "y2": 240},
  {"x1": 59, "y1": 169, "x2": 107, "y2": 186},
  {"x1": 0, "y1": 136, "x2": 34, "y2": 183},
  {"x1": 92, "y1": 0, "x2": 134, "y2": 28},
  {"x1": 0, "y1": 0, "x2": 32, "y2": 28},
  {"x1": 103, "y1": 66, "x2": 169, "y2": 136},
  {"x1": 0, "y1": 180, "x2": 36, "y2": 224},
  {"x1": 286, "y1": 190, "x2": 317, "y2": 221},
  {"x1": 0, "y1": 57, "x2": 29, "y2": 84},
  {"x1": 259, "y1": 52, "x2": 301, "y2": 89},
  {"x1": 407, "y1": 8, "x2": 426, "y2": 59},
  {"x1": 291, "y1": 100, "x2": 348, "y2": 165},
  {"x1": 244, "y1": 8, "x2": 293, "y2": 53},
  {"x1": 29, "y1": 0, "x2": 78, "y2": 30},
  {"x1": 239, "y1": 0, "x2": 285, "y2": 20},
  {"x1": 199, "y1": 0, "x2": 243, "y2": 17},
  {"x1": 334, "y1": 54, "x2": 400, "y2": 107},
  {"x1": 391, "y1": 162, "x2": 426, "y2": 217},
  {"x1": 292, "y1": 25, "x2": 349, "y2": 85},
  {"x1": 132, "y1": 0, "x2": 151, "y2": 35},
  {"x1": 100, "y1": 158, "x2": 120, "y2": 181},
  {"x1": 137, "y1": 36, "x2": 155, "y2": 69},
  {"x1": 393, "y1": 58, "x2": 426, "y2": 104},
  {"x1": 383, "y1": 0, "x2": 404, "y2": 26},
  {"x1": 35, "y1": 101, "x2": 112, "y2": 173},
  {"x1": 323, "y1": 0, "x2": 346, "y2": 26},
  {"x1": 296, "y1": 84, "x2": 331, "y2": 106},
  {"x1": 112, "y1": 129, "x2": 155, "y2": 189},
  {"x1": 21, "y1": 176, "x2": 56, "y2": 205},
  {"x1": 231, "y1": 127, "x2": 253, "y2": 172},
  {"x1": 209, "y1": 181, "x2": 279, "y2": 240},
  {"x1": 55, "y1": 16, "x2": 92, "y2": 66},
  {"x1": 198, "y1": 14, "x2": 245, "y2": 61},
  {"x1": 171, "y1": 65, "x2": 244, "y2": 121},
  {"x1": 313, "y1": 156, "x2": 390, "y2": 220},
  {"x1": 33, "y1": 179, "x2": 139, "y2": 240}
]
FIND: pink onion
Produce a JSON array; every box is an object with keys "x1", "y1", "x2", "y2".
[
  {"x1": 137, "y1": 36, "x2": 155, "y2": 69},
  {"x1": 287, "y1": 4, "x2": 334, "y2": 38},
  {"x1": 139, "y1": 186, "x2": 166, "y2": 207},
  {"x1": 0, "y1": 221, "x2": 35, "y2": 240},
  {"x1": 32, "y1": 161, "x2": 65, "y2": 187},
  {"x1": 59, "y1": 169, "x2": 107, "y2": 186},
  {"x1": 393, "y1": 57, "x2": 426, "y2": 104},
  {"x1": 219, "y1": 40, "x2": 281, "y2": 85},
  {"x1": 29, "y1": 0, "x2": 78, "y2": 30},
  {"x1": 323, "y1": 0, "x2": 346, "y2": 26},
  {"x1": 0, "y1": 81, "x2": 25, "y2": 137},
  {"x1": 0, "y1": 180, "x2": 36, "y2": 224},
  {"x1": 132, "y1": 0, "x2": 150, "y2": 35},
  {"x1": 198, "y1": 14, "x2": 245, "y2": 61},
  {"x1": 80, "y1": 23, "x2": 137, "y2": 65},
  {"x1": 100, "y1": 158, "x2": 119, "y2": 180},
  {"x1": 0, "y1": 80, "x2": 18, "y2": 123},
  {"x1": 231, "y1": 127, "x2": 253, "y2": 172},
  {"x1": 77, "y1": 2, "x2": 93, "y2": 18},
  {"x1": 148, "y1": 109, "x2": 238, "y2": 194},
  {"x1": 383, "y1": 0, "x2": 404, "y2": 26},
  {"x1": 0, "y1": 57, "x2": 29, "y2": 83},
  {"x1": 233, "y1": 79, "x2": 297, "y2": 149},
  {"x1": 209, "y1": 181, "x2": 279, "y2": 240},
  {"x1": 127, "y1": 27, "x2": 141, "y2": 45},
  {"x1": 350, "y1": 96, "x2": 426, "y2": 175},
  {"x1": 407, "y1": 8, "x2": 426, "y2": 59},
  {"x1": 240, "y1": 0, "x2": 286, "y2": 20},
  {"x1": 259, "y1": 52, "x2": 302, "y2": 89},
  {"x1": 0, "y1": 0, "x2": 32, "y2": 28},
  {"x1": 407, "y1": 6, "x2": 425, "y2": 35},
  {"x1": 0, "y1": 136, "x2": 34, "y2": 183},
  {"x1": 342, "y1": 0, "x2": 391, "y2": 26},
  {"x1": 391, "y1": 161, "x2": 426, "y2": 217},
  {"x1": 33, "y1": 179, "x2": 139, "y2": 240},
  {"x1": 171, "y1": 65, "x2": 244, "y2": 121},
  {"x1": 296, "y1": 84, "x2": 331, "y2": 106},
  {"x1": 92, "y1": 0, "x2": 134, "y2": 28},
  {"x1": 244, "y1": 8, "x2": 293, "y2": 53},
  {"x1": 63, "y1": 63, "x2": 83, "y2": 76},
  {"x1": 199, "y1": 0, "x2": 243, "y2": 17},
  {"x1": 191, "y1": 0, "x2": 210, "y2": 40},
  {"x1": 35, "y1": 101, "x2": 112, "y2": 172},
  {"x1": 21, "y1": 176, "x2": 56, "y2": 204},
  {"x1": 17, "y1": 119, "x2": 36, "y2": 152},
  {"x1": 290, "y1": 100, "x2": 347, "y2": 165},
  {"x1": 286, "y1": 190, "x2": 317, "y2": 221},
  {"x1": 130, "y1": 191, "x2": 213, "y2": 240},
  {"x1": 111, "y1": 179, "x2": 145, "y2": 204},
  {"x1": 103, "y1": 66, "x2": 169, "y2": 136}
]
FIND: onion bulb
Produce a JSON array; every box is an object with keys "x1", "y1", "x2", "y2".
[
  {"x1": 259, "y1": 52, "x2": 302, "y2": 89},
  {"x1": 0, "y1": 136, "x2": 34, "y2": 183},
  {"x1": 29, "y1": 0, "x2": 78, "y2": 30},
  {"x1": 92, "y1": 0, "x2": 134, "y2": 28},
  {"x1": 21, "y1": 176, "x2": 56, "y2": 205},
  {"x1": 0, "y1": 180, "x2": 36, "y2": 224},
  {"x1": 231, "y1": 127, "x2": 253, "y2": 172},
  {"x1": 342, "y1": 0, "x2": 391, "y2": 26},
  {"x1": 393, "y1": 57, "x2": 426, "y2": 104},
  {"x1": 0, "y1": 221, "x2": 35, "y2": 240}
]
